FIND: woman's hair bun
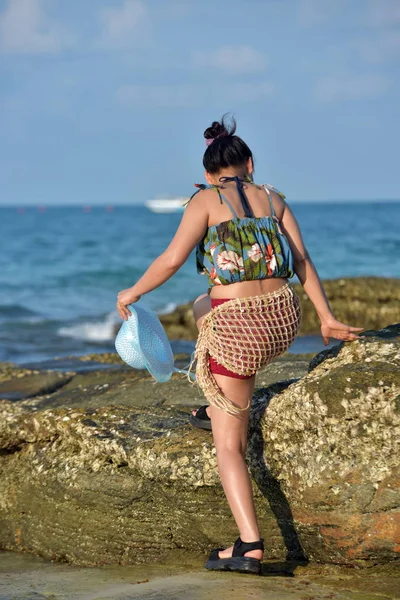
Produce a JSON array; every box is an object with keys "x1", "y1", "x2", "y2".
[
  {"x1": 202, "y1": 113, "x2": 252, "y2": 173},
  {"x1": 204, "y1": 113, "x2": 237, "y2": 142}
]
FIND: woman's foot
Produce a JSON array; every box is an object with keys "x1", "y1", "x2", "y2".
[
  {"x1": 216, "y1": 543, "x2": 263, "y2": 561},
  {"x1": 189, "y1": 405, "x2": 212, "y2": 431},
  {"x1": 191, "y1": 406, "x2": 210, "y2": 419}
]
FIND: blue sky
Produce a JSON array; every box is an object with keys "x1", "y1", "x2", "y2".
[{"x1": 0, "y1": 0, "x2": 399, "y2": 205}]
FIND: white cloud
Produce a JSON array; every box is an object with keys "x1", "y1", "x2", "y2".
[
  {"x1": 100, "y1": 0, "x2": 147, "y2": 45},
  {"x1": 195, "y1": 46, "x2": 267, "y2": 74},
  {"x1": 0, "y1": 0, "x2": 70, "y2": 55},
  {"x1": 116, "y1": 81, "x2": 274, "y2": 109},
  {"x1": 314, "y1": 74, "x2": 389, "y2": 102}
]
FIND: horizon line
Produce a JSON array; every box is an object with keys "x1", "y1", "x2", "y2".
[{"x1": 1, "y1": 198, "x2": 400, "y2": 208}]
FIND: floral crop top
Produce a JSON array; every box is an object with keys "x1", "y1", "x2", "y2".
[{"x1": 189, "y1": 177, "x2": 295, "y2": 288}]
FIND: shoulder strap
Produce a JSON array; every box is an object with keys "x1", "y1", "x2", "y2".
[
  {"x1": 262, "y1": 184, "x2": 276, "y2": 217},
  {"x1": 183, "y1": 183, "x2": 212, "y2": 208},
  {"x1": 262, "y1": 183, "x2": 286, "y2": 216},
  {"x1": 264, "y1": 183, "x2": 286, "y2": 200},
  {"x1": 217, "y1": 190, "x2": 238, "y2": 219},
  {"x1": 184, "y1": 183, "x2": 238, "y2": 219}
]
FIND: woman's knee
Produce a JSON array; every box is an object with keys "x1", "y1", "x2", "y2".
[
  {"x1": 214, "y1": 438, "x2": 247, "y2": 459},
  {"x1": 210, "y1": 405, "x2": 250, "y2": 457}
]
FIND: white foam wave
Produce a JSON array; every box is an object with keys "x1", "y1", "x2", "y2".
[
  {"x1": 58, "y1": 312, "x2": 118, "y2": 342},
  {"x1": 156, "y1": 301, "x2": 178, "y2": 316}
]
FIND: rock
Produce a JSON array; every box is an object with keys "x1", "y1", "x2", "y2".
[
  {"x1": 0, "y1": 362, "x2": 41, "y2": 383},
  {"x1": 157, "y1": 277, "x2": 400, "y2": 340},
  {"x1": 0, "y1": 371, "x2": 73, "y2": 401},
  {"x1": 0, "y1": 327, "x2": 398, "y2": 567},
  {"x1": 294, "y1": 277, "x2": 400, "y2": 336},
  {"x1": 308, "y1": 322, "x2": 400, "y2": 372},
  {"x1": 13, "y1": 353, "x2": 310, "y2": 413},
  {"x1": 159, "y1": 304, "x2": 198, "y2": 340},
  {"x1": 0, "y1": 354, "x2": 310, "y2": 567},
  {"x1": 248, "y1": 322, "x2": 400, "y2": 564}
]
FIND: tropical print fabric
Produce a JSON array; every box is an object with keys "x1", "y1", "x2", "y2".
[{"x1": 193, "y1": 182, "x2": 295, "y2": 287}]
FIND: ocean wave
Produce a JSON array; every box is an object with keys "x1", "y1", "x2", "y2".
[
  {"x1": 0, "y1": 304, "x2": 41, "y2": 321},
  {"x1": 58, "y1": 311, "x2": 119, "y2": 343},
  {"x1": 156, "y1": 301, "x2": 178, "y2": 315}
]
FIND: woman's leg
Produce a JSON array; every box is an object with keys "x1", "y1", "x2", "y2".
[
  {"x1": 208, "y1": 373, "x2": 262, "y2": 561},
  {"x1": 192, "y1": 295, "x2": 262, "y2": 559}
]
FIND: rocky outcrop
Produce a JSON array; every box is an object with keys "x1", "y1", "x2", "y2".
[
  {"x1": 248, "y1": 323, "x2": 400, "y2": 564},
  {"x1": 159, "y1": 277, "x2": 400, "y2": 340},
  {"x1": 0, "y1": 326, "x2": 399, "y2": 567}
]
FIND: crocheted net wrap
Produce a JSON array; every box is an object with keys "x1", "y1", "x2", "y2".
[{"x1": 188, "y1": 283, "x2": 302, "y2": 416}]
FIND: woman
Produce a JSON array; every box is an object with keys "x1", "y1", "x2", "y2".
[{"x1": 116, "y1": 115, "x2": 363, "y2": 575}]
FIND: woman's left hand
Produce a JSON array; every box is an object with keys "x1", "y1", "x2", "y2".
[
  {"x1": 116, "y1": 288, "x2": 141, "y2": 320},
  {"x1": 320, "y1": 317, "x2": 364, "y2": 346}
]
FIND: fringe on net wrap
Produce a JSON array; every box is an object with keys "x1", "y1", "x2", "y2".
[{"x1": 187, "y1": 283, "x2": 302, "y2": 416}]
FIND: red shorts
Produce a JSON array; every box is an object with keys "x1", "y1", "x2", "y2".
[{"x1": 208, "y1": 298, "x2": 254, "y2": 380}]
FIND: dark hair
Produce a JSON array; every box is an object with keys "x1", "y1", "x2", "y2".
[{"x1": 203, "y1": 113, "x2": 253, "y2": 175}]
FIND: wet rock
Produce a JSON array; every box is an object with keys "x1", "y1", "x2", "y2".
[{"x1": 0, "y1": 371, "x2": 73, "y2": 401}]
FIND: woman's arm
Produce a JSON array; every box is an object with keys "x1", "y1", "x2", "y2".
[
  {"x1": 279, "y1": 196, "x2": 363, "y2": 344},
  {"x1": 116, "y1": 193, "x2": 209, "y2": 320}
]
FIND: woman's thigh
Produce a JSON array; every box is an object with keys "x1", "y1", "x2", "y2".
[
  {"x1": 193, "y1": 293, "x2": 211, "y2": 329},
  {"x1": 209, "y1": 374, "x2": 256, "y2": 456}
]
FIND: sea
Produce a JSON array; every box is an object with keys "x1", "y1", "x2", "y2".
[{"x1": 0, "y1": 201, "x2": 399, "y2": 367}]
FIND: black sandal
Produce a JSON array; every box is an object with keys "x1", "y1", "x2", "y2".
[
  {"x1": 205, "y1": 536, "x2": 264, "y2": 575},
  {"x1": 189, "y1": 405, "x2": 211, "y2": 431}
]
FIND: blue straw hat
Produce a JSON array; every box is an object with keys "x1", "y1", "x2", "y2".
[{"x1": 115, "y1": 303, "x2": 194, "y2": 382}]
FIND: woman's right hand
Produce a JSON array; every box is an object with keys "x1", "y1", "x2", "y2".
[{"x1": 320, "y1": 317, "x2": 364, "y2": 346}]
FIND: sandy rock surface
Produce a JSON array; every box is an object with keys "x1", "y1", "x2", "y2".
[{"x1": 1, "y1": 550, "x2": 400, "y2": 600}]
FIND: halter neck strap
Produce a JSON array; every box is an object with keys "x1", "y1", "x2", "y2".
[{"x1": 218, "y1": 176, "x2": 254, "y2": 218}]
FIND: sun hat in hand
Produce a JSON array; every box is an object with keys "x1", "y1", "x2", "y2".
[{"x1": 115, "y1": 303, "x2": 194, "y2": 382}]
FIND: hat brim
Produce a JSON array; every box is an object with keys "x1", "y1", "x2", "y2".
[{"x1": 126, "y1": 304, "x2": 175, "y2": 383}]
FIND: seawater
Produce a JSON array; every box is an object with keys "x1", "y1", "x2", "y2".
[{"x1": 1, "y1": 202, "x2": 399, "y2": 365}]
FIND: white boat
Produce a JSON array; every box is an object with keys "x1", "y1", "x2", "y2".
[{"x1": 145, "y1": 197, "x2": 188, "y2": 213}]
